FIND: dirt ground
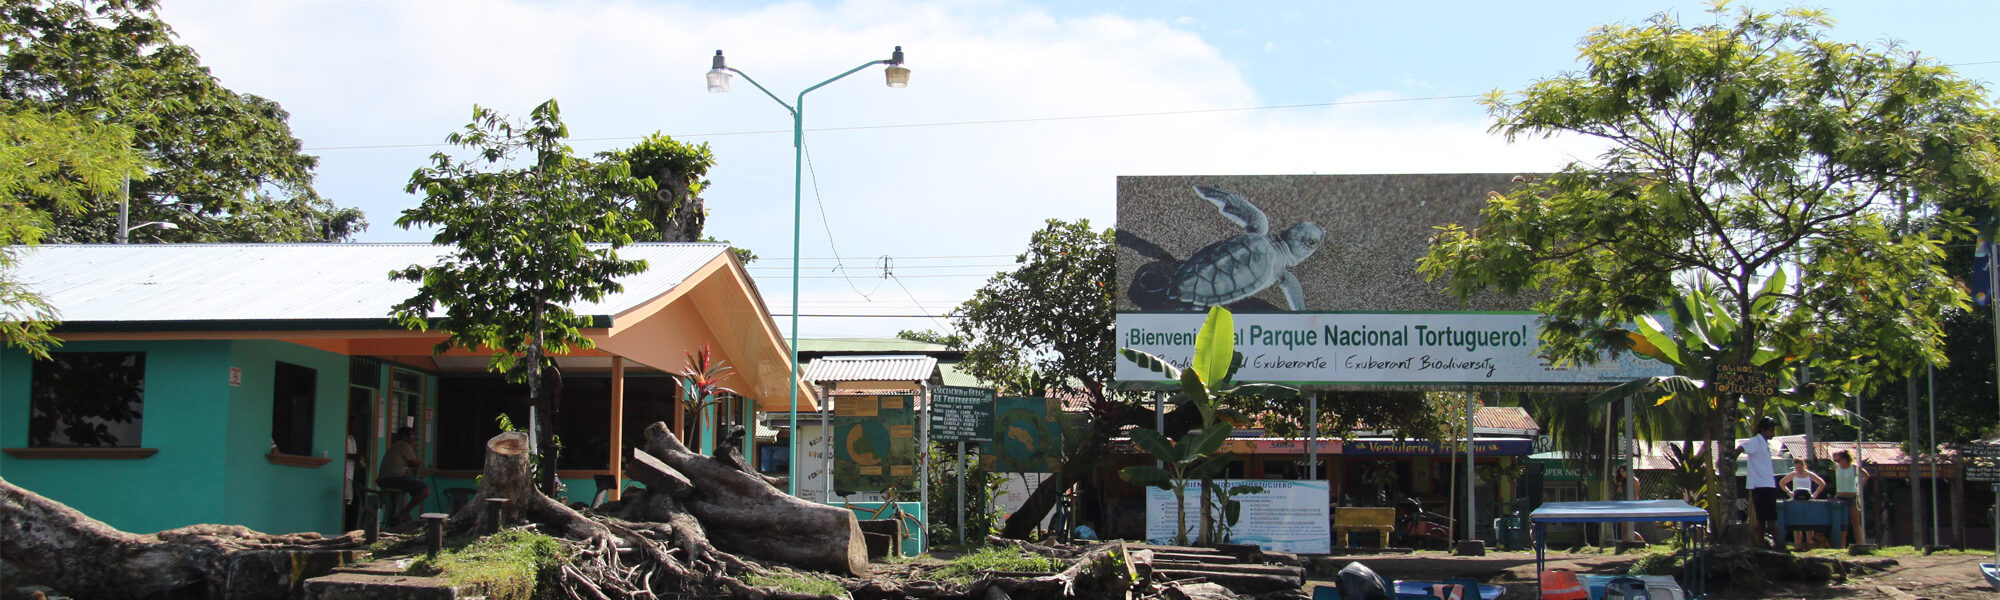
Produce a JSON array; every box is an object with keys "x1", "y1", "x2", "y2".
[{"x1": 1304, "y1": 549, "x2": 1998, "y2": 600}]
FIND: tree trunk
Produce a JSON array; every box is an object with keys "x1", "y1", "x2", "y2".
[
  {"x1": 0, "y1": 476, "x2": 358, "y2": 599},
  {"x1": 635, "y1": 422, "x2": 869, "y2": 576}
]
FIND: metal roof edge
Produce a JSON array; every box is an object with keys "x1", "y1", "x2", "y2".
[{"x1": 52, "y1": 315, "x2": 614, "y2": 334}]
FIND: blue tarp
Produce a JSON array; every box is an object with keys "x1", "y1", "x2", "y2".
[{"x1": 1529, "y1": 500, "x2": 1708, "y2": 524}]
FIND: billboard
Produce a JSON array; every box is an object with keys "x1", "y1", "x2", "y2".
[{"x1": 1115, "y1": 174, "x2": 1669, "y2": 387}]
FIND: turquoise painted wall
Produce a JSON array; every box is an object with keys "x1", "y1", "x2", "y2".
[
  {"x1": 222, "y1": 340, "x2": 350, "y2": 535},
  {"x1": 1, "y1": 341, "x2": 233, "y2": 533}
]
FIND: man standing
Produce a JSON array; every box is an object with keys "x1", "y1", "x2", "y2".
[
  {"x1": 377, "y1": 427, "x2": 428, "y2": 526},
  {"x1": 1732, "y1": 417, "x2": 1782, "y2": 549}
]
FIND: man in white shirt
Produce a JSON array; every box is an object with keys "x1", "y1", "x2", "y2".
[{"x1": 1732, "y1": 417, "x2": 1782, "y2": 549}]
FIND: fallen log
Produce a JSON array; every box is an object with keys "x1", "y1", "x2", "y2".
[
  {"x1": 0, "y1": 476, "x2": 359, "y2": 599},
  {"x1": 635, "y1": 422, "x2": 869, "y2": 576}
]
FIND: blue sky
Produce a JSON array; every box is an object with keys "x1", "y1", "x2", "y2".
[{"x1": 155, "y1": 0, "x2": 1999, "y2": 340}]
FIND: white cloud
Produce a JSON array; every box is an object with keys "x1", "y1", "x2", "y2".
[{"x1": 155, "y1": 0, "x2": 1592, "y2": 339}]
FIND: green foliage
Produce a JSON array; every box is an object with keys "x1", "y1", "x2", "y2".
[
  {"x1": 0, "y1": 0, "x2": 365, "y2": 242},
  {"x1": 1627, "y1": 548, "x2": 1683, "y2": 576},
  {"x1": 391, "y1": 99, "x2": 652, "y2": 378},
  {"x1": 408, "y1": 529, "x2": 568, "y2": 600},
  {"x1": 1422, "y1": 2, "x2": 1999, "y2": 382},
  {"x1": 925, "y1": 442, "x2": 1003, "y2": 545},
  {"x1": 678, "y1": 344, "x2": 737, "y2": 455},
  {"x1": 392, "y1": 99, "x2": 653, "y2": 491},
  {"x1": 742, "y1": 569, "x2": 849, "y2": 597},
  {"x1": 1206, "y1": 483, "x2": 1264, "y2": 543},
  {"x1": 929, "y1": 546, "x2": 1066, "y2": 583},
  {"x1": 600, "y1": 133, "x2": 715, "y2": 243},
  {"x1": 897, "y1": 328, "x2": 966, "y2": 348},
  {"x1": 1120, "y1": 306, "x2": 1302, "y2": 545},
  {"x1": 1420, "y1": 2, "x2": 2000, "y2": 526},
  {"x1": 0, "y1": 108, "x2": 146, "y2": 357},
  {"x1": 954, "y1": 219, "x2": 1117, "y2": 402}
]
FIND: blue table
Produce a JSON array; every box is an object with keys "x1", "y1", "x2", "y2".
[
  {"x1": 1529, "y1": 500, "x2": 1710, "y2": 600},
  {"x1": 1774, "y1": 499, "x2": 1844, "y2": 548}
]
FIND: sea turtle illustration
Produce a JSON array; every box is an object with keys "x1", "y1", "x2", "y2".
[{"x1": 1157, "y1": 185, "x2": 1324, "y2": 311}]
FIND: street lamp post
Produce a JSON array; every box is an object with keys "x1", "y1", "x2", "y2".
[{"x1": 707, "y1": 46, "x2": 909, "y2": 496}]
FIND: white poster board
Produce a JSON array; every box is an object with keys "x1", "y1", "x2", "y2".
[
  {"x1": 1145, "y1": 479, "x2": 1330, "y2": 554},
  {"x1": 794, "y1": 422, "x2": 831, "y2": 504}
]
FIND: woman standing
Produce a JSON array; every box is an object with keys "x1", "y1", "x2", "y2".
[
  {"x1": 1778, "y1": 457, "x2": 1827, "y2": 548},
  {"x1": 1831, "y1": 449, "x2": 1869, "y2": 547}
]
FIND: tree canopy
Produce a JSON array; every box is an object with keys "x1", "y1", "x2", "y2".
[
  {"x1": 1421, "y1": 3, "x2": 2000, "y2": 416},
  {"x1": 1, "y1": 0, "x2": 363, "y2": 242},
  {"x1": 391, "y1": 99, "x2": 653, "y2": 491},
  {"x1": 1, "y1": 109, "x2": 146, "y2": 356}
]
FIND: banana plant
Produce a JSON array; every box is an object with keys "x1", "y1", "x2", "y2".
[
  {"x1": 1120, "y1": 306, "x2": 1300, "y2": 544},
  {"x1": 1118, "y1": 423, "x2": 1233, "y2": 545}
]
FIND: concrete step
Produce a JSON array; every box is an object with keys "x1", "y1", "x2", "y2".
[{"x1": 302, "y1": 572, "x2": 462, "y2": 600}]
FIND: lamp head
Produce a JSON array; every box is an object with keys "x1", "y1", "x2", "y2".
[
  {"x1": 706, "y1": 50, "x2": 732, "y2": 93},
  {"x1": 884, "y1": 45, "x2": 909, "y2": 88}
]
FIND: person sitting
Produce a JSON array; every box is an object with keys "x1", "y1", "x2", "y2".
[{"x1": 376, "y1": 427, "x2": 429, "y2": 525}]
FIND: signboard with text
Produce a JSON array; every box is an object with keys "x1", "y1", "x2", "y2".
[
  {"x1": 1116, "y1": 312, "x2": 1669, "y2": 386},
  {"x1": 1114, "y1": 174, "x2": 1671, "y2": 388},
  {"x1": 928, "y1": 386, "x2": 996, "y2": 443}
]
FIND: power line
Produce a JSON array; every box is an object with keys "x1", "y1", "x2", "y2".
[
  {"x1": 301, "y1": 94, "x2": 1486, "y2": 151},
  {"x1": 299, "y1": 58, "x2": 2000, "y2": 153}
]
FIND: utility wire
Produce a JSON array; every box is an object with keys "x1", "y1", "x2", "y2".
[
  {"x1": 302, "y1": 93, "x2": 1481, "y2": 151},
  {"x1": 298, "y1": 58, "x2": 2000, "y2": 152},
  {"x1": 800, "y1": 140, "x2": 883, "y2": 300}
]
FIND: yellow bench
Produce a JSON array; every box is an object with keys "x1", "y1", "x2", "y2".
[{"x1": 1331, "y1": 507, "x2": 1395, "y2": 547}]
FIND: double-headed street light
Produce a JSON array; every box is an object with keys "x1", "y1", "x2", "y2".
[{"x1": 707, "y1": 46, "x2": 909, "y2": 496}]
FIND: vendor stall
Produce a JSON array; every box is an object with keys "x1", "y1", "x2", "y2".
[{"x1": 1529, "y1": 500, "x2": 1708, "y2": 600}]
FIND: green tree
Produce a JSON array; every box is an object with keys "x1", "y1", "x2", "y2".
[
  {"x1": 391, "y1": 99, "x2": 653, "y2": 493},
  {"x1": 1, "y1": 108, "x2": 146, "y2": 356},
  {"x1": 1419, "y1": 3, "x2": 2000, "y2": 514},
  {"x1": 895, "y1": 328, "x2": 965, "y2": 348},
  {"x1": 0, "y1": 0, "x2": 364, "y2": 242},
  {"x1": 598, "y1": 134, "x2": 756, "y2": 264},
  {"x1": 950, "y1": 218, "x2": 1139, "y2": 538}
]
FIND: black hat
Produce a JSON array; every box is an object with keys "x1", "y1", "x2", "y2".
[{"x1": 395, "y1": 426, "x2": 416, "y2": 438}]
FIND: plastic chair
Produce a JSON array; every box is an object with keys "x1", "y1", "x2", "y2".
[{"x1": 1540, "y1": 569, "x2": 1587, "y2": 600}]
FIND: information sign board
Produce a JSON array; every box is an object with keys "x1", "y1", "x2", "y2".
[
  {"x1": 928, "y1": 386, "x2": 996, "y2": 443},
  {"x1": 1145, "y1": 480, "x2": 1330, "y2": 554}
]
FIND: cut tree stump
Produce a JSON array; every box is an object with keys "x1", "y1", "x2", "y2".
[{"x1": 445, "y1": 431, "x2": 610, "y2": 543}]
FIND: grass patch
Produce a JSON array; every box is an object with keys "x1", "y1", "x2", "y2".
[
  {"x1": 407, "y1": 529, "x2": 568, "y2": 600},
  {"x1": 929, "y1": 546, "x2": 1067, "y2": 583},
  {"x1": 1628, "y1": 550, "x2": 1683, "y2": 576},
  {"x1": 743, "y1": 570, "x2": 848, "y2": 597}
]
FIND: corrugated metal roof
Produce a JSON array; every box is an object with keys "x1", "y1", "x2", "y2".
[
  {"x1": 1475, "y1": 406, "x2": 1539, "y2": 432},
  {"x1": 803, "y1": 355, "x2": 939, "y2": 383},
  {"x1": 17, "y1": 243, "x2": 727, "y2": 326}
]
